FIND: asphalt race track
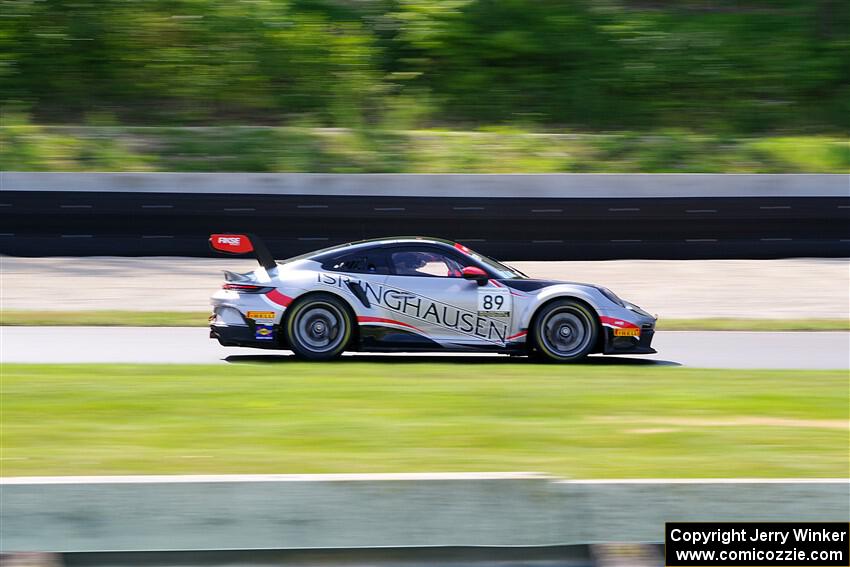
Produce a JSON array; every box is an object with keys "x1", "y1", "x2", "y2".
[{"x1": 2, "y1": 327, "x2": 847, "y2": 369}]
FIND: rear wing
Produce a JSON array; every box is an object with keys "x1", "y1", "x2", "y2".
[{"x1": 209, "y1": 233, "x2": 276, "y2": 270}]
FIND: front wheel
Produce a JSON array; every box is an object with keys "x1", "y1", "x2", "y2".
[
  {"x1": 285, "y1": 293, "x2": 353, "y2": 361},
  {"x1": 530, "y1": 299, "x2": 598, "y2": 363}
]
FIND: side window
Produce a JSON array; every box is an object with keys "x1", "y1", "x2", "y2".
[
  {"x1": 324, "y1": 251, "x2": 388, "y2": 275},
  {"x1": 389, "y1": 249, "x2": 465, "y2": 278}
]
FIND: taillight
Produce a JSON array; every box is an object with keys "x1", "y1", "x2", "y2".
[{"x1": 222, "y1": 283, "x2": 274, "y2": 293}]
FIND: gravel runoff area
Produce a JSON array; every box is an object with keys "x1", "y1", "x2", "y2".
[{"x1": 1, "y1": 256, "x2": 847, "y2": 319}]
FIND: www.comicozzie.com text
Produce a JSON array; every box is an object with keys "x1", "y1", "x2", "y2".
[{"x1": 670, "y1": 527, "x2": 847, "y2": 546}]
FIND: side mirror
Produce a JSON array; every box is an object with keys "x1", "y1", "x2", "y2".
[{"x1": 461, "y1": 266, "x2": 488, "y2": 286}]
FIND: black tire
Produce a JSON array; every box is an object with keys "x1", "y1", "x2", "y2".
[
  {"x1": 529, "y1": 299, "x2": 598, "y2": 363},
  {"x1": 285, "y1": 293, "x2": 353, "y2": 361}
]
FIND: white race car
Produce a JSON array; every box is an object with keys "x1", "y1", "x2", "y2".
[{"x1": 209, "y1": 234, "x2": 657, "y2": 362}]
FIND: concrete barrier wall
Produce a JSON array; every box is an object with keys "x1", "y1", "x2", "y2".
[
  {"x1": 2, "y1": 172, "x2": 847, "y2": 198},
  {"x1": 1, "y1": 474, "x2": 847, "y2": 553},
  {"x1": 3, "y1": 173, "x2": 849, "y2": 260}
]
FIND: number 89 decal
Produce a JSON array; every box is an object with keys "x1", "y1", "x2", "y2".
[{"x1": 478, "y1": 288, "x2": 511, "y2": 317}]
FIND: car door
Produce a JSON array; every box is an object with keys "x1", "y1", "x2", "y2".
[
  {"x1": 318, "y1": 247, "x2": 390, "y2": 309},
  {"x1": 381, "y1": 245, "x2": 512, "y2": 348}
]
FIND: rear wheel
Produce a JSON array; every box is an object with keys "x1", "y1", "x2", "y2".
[
  {"x1": 285, "y1": 293, "x2": 353, "y2": 361},
  {"x1": 530, "y1": 299, "x2": 598, "y2": 363}
]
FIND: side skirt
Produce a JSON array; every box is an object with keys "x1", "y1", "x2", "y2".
[{"x1": 357, "y1": 326, "x2": 527, "y2": 354}]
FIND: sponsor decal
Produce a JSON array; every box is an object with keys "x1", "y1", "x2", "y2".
[
  {"x1": 318, "y1": 273, "x2": 509, "y2": 345},
  {"x1": 210, "y1": 233, "x2": 254, "y2": 254},
  {"x1": 255, "y1": 323, "x2": 274, "y2": 340},
  {"x1": 613, "y1": 328, "x2": 640, "y2": 337},
  {"x1": 247, "y1": 311, "x2": 275, "y2": 320},
  {"x1": 478, "y1": 288, "x2": 511, "y2": 317},
  {"x1": 601, "y1": 315, "x2": 641, "y2": 336}
]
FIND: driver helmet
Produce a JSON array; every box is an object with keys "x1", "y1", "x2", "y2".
[{"x1": 395, "y1": 252, "x2": 427, "y2": 273}]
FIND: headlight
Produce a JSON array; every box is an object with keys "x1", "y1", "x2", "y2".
[
  {"x1": 598, "y1": 287, "x2": 625, "y2": 307},
  {"x1": 625, "y1": 302, "x2": 653, "y2": 318}
]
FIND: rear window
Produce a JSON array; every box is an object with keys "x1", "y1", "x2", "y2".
[{"x1": 322, "y1": 251, "x2": 389, "y2": 275}]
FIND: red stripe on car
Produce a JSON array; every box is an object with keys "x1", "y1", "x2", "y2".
[
  {"x1": 454, "y1": 242, "x2": 472, "y2": 255},
  {"x1": 507, "y1": 330, "x2": 527, "y2": 340},
  {"x1": 599, "y1": 316, "x2": 639, "y2": 329},
  {"x1": 265, "y1": 289, "x2": 293, "y2": 307},
  {"x1": 357, "y1": 316, "x2": 423, "y2": 333}
]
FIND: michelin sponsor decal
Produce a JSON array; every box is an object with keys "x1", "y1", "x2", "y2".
[{"x1": 318, "y1": 273, "x2": 509, "y2": 345}]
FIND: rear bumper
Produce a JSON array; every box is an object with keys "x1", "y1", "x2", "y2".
[
  {"x1": 210, "y1": 324, "x2": 282, "y2": 349},
  {"x1": 603, "y1": 326, "x2": 656, "y2": 355}
]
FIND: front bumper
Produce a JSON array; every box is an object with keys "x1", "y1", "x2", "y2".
[{"x1": 603, "y1": 325, "x2": 656, "y2": 355}]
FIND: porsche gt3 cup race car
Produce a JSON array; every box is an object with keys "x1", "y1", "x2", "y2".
[{"x1": 209, "y1": 234, "x2": 657, "y2": 362}]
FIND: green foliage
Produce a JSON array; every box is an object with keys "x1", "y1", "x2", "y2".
[
  {"x1": 0, "y1": 114, "x2": 152, "y2": 171},
  {"x1": 2, "y1": 123, "x2": 846, "y2": 172},
  {"x1": 2, "y1": 0, "x2": 381, "y2": 126},
  {"x1": 1, "y1": 0, "x2": 847, "y2": 132},
  {"x1": 748, "y1": 137, "x2": 850, "y2": 172}
]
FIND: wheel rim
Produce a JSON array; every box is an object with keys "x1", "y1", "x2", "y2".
[
  {"x1": 294, "y1": 303, "x2": 346, "y2": 353},
  {"x1": 539, "y1": 307, "x2": 592, "y2": 358}
]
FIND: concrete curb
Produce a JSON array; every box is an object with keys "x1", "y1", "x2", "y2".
[{"x1": 2, "y1": 475, "x2": 847, "y2": 553}]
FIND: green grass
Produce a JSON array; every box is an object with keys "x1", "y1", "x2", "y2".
[
  {"x1": 2, "y1": 310, "x2": 846, "y2": 331},
  {"x1": 2, "y1": 364, "x2": 847, "y2": 478},
  {"x1": 2, "y1": 125, "x2": 847, "y2": 173},
  {"x1": 0, "y1": 310, "x2": 208, "y2": 327},
  {"x1": 657, "y1": 319, "x2": 850, "y2": 332}
]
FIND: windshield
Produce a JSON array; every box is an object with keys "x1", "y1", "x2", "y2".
[{"x1": 454, "y1": 243, "x2": 526, "y2": 279}]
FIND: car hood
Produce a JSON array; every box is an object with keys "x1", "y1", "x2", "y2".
[
  {"x1": 500, "y1": 279, "x2": 598, "y2": 293},
  {"x1": 502, "y1": 278, "x2": 654, "y2": 319}
]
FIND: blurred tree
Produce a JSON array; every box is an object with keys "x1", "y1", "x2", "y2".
[{"x1": 0, "y1": 0, "x2": 846, "y2": 132}]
